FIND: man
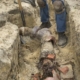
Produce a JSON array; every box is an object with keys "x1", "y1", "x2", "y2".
[{"x1": 37, "y1": 0, "x2": 67, "y2": 47}]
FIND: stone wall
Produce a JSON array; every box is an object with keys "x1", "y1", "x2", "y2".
[{"x1": 0, "y1": 22, "x2": 19, "y2": 80}]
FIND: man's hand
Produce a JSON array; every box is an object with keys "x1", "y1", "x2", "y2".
[{"x1": 37, "y1": 0, "x2": 45, "y2": 7}]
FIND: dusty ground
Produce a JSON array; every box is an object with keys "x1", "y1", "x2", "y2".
[{"x1": 0, "y1": 0, "x2": 80, "y2": 80}]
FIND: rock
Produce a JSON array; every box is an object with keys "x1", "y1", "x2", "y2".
[
  {"x1": 60, "y1": 64, "x2": 74, "y2": 79},
  {"x1": 0, "y1": 13, "x2": 8, "y2": 27},
  {"x1": 0, "y1": 22, "x2": 19, "y2": 80},
  {"x1": 0, "y1": 49, "x2": 11, "y2": 80},
  {"x1": 19, "y1": 27, "x2": 32, "y2": 36}
]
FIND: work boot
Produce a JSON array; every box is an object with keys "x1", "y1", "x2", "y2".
[
  {"x1": 58, "y1": 32, "x2": 67, "y2": 47},
  {"x1": 40, "y1": 21, "x2": 51, "y2": 28}
]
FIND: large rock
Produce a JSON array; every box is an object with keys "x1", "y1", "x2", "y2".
[
  {"x1": 0, "y1": 22, "x2": 19, "y2": 80},
  {"x1": 0, "y1": 13, "x2": 8, "y2": 27}
]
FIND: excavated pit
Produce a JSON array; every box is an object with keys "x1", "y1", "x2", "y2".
[
  {"x1": 9, "y1": 4, "x2": 79, "y2": 80},
  {"x1": 0, "y1": 0, "x2": 80, "y2": 80}
]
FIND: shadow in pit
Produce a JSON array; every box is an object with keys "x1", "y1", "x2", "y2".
[
  {"x1": 8, "y1": 8, "x2": 23, "y2": 27},
  {"x1": 8, "y1": 9, "x2": 20, "y2": 14}
]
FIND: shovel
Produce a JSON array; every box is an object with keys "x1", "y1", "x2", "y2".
[{"x1": 18, "y1": 0, "x2": 26, "y2": 44}]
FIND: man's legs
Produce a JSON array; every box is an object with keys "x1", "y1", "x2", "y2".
[
  {"x1": 56, "y1": 11, "x2": 66, "y2": 32},
  {"x1": 52, "y1": 0, "x2": 67, "y2": 47},
  {"x1": 56, "y1": 11, "x2": 67, "y2": 47},
  {"x1": 39, "y1": 0, "x2": 51, "y2": 28}
]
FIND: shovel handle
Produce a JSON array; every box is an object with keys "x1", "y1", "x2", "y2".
[
  {"x1": 18, "y1": 0, "x2": 23, "y2": 11},
  {"x1": 17, "y1": 0, "x2": 26, "y2": 26}
]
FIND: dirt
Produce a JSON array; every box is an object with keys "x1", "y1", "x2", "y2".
[
  {"x1": 17, "y1": 1, "x2": 80, "y2": 80},
  {"x1": 18, "y1": 10, "x2": 77, "y2": 80},
  {"x1": 18, "y1": 27, "x2": 76, "y2": 80},
  {"x1": 0, "y1": 0, "x2": 80, "y2": 80}
]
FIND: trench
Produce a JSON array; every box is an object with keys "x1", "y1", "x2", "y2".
[
  {"x1": 0, "y1": 1, "x2": 80, "y2": 80},
  {"x1": 8, "y1": 3, "x2": 79, "y2": 80}
]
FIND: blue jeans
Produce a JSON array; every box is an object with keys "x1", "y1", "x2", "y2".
[{"x1": 40, "y1": 0, "x2": 66, "y2": 32}]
